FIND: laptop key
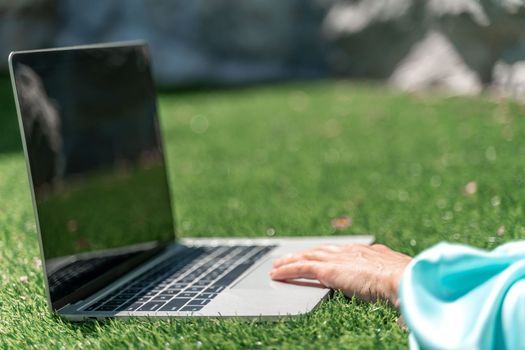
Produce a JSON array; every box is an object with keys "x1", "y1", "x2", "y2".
[
  {"x1": 152, "y1": 295, "x2": 172, "y2": 302},
  {"x1": 123, "y1": 303, "x2": 144, "y2": 311},
  {"x1": 193, "y1": 280, "x2": 211, "y2": 286},
  {"x1": 97, "y1": 305, "x2": 118, "y2": 311},
  {"x1": 213, "y1": 263, "x2": 252, "y2": 286},
  {"x1": 188, "y1": 299, "x2": 211, "y2": 306},
  {"x1": 179, "y1": 292, "x2": 198, "y2": 298},
  {"x1": 138, "y1": 302, "x2": 164, "y2": 312},
  {"x1": 161, "y1": 289, "x2": 181, "y2": 295},
  {"x1": 204, "y1": 286, "x2": 225, "y2": 293},
  {"x1": 159, "y1": 298, "x2": 191, "y2": 311},
  {"x1": 179, "y1": 278, "x2": 194, "y2": 284},
  {"x1": 103, "y1": 302, "x2": 123, "y2": 307},
  {"x1": 181, "y1": 306, "x2": 203, "y2": 312},
  {"x1": 198, "y1": 293, "x2": 218, "y2": 299}
]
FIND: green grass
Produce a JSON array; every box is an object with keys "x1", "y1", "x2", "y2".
[{"x1": 1, "y1": 76, "x2": 525, "y2": 349}]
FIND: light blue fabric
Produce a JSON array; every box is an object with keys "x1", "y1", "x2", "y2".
[{"x1": 399, "y1": 241, "x2": 525, "y2": 350}]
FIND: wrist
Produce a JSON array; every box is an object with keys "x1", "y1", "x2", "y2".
[{"x1": 387, "y1": 260, "x2": 411, "y2": 307}]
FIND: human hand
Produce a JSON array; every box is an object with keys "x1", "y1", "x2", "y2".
[{"x1": 270, "y1": 244, "x2": 412, "y2": 307}]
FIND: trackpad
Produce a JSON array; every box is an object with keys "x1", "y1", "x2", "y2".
[{"x1": 232, "y1": 257, "x2": 324, "y2": 290}]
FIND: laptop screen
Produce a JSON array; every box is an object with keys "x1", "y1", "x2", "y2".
[{"x1": 9, "y1": 43, "x2": 175, "y2": 310}]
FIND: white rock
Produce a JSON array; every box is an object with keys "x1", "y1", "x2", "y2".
[
  {"x1": 426, "y1": 0, "x2": 490, "y2": 26},
  {"x1": 390, "y1": 30, "x2": 482, "y2": 95},
  {"x1": 492, "y1": 59, "x2": 525, "y2": 103}
]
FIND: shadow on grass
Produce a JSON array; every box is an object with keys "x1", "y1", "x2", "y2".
[{"x1": 0, "y1": 74, "x2": 22, "y2": 154}]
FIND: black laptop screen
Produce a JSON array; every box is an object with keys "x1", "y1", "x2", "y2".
[{"x1": 10, "y1": 44, "x2": 175, "y2": 310}]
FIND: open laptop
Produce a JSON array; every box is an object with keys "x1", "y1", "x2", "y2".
[{"x1": 8, "y1": 42, "x2": 373, "y2": 320}]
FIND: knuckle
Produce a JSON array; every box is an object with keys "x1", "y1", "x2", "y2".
[
  {"x1": 286, "y1": 253, "x2": 299, "y2": 260},
  {"x1": 304, "y1": 260, "x2": 320, "y2": 272},
  {"x1": 305, "y1": 251, "x2": 325, "y2": 259},
  {"x1": 296, "y1": 260, "x2": 310, "y2": 270},
  {"x1": 355, "y1": 251, "x2": 365, "y2": 259},
  {"x1": 317, "y1": 264, "x2": 336, "y2": 282},
  {"x1": 345, "y1": 244, "x2": 364, "y2": 252}
]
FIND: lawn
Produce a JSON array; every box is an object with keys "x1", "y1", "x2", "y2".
[{"x1": 1, "y1": 75, "x2": 525, "y2": 349}]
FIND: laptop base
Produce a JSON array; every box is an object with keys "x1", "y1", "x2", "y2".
[{"x1": 60, "y1": 235, "x2": 373, "y2": 320}]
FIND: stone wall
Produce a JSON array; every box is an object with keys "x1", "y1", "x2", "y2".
[{"x1": 1, "y1": 0, "x2": 525, "y2": 100}]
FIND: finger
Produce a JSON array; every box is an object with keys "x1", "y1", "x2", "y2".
[
  {"x1": 272, "y1": 250, "x2": 333, "y2": 268},
  {"x1": 270, "y1": 261, "x2": 324, "y2": 281},
  {"x1": 339, "y1": 244, "x2": 370, "y2": 253},
  {"x1": 370, "y1": 244, "x2": 391, "y2": 253},
  {"x1": 311, "y1": 244, "x2": 344, "y2": 253}
]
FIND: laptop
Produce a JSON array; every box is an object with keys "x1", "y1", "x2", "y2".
[{"x1": 8, "y1": 41, "x2": 373, "y2": 320}]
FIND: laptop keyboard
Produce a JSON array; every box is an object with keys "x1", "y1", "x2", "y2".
[
  {"x1": 48, "y1": 251, "x2": 140, "y2": 300},
  {"x1": 84, "y1": 245, "x2": 275, "y2": 313}
]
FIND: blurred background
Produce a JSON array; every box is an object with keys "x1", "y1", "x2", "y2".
[{"x1": 1, "y1": 0, "x2": 525, "y2": 100}]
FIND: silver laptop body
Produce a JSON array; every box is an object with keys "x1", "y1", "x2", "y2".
[{"x1": 8, "y1": 42, "x2": 373, "y2": 320}]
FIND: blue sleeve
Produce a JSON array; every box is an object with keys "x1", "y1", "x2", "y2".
[{"x1": 398, "y1": 241, "x2": 525, "y2": 350}]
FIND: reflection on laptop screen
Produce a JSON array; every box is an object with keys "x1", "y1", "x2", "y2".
[{"x1": 10, "y1": 44, "x2": 175, "y2": 310}]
